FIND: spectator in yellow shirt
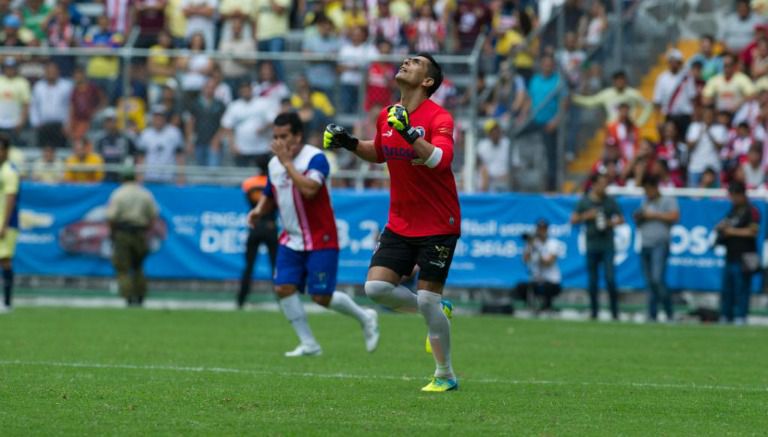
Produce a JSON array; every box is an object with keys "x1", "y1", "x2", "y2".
[
  {"x1": 573, "y1": 70, "x2": 653, "y2": 126},
  {"x1": 702, "y1": 53, "x2": 756, "y2": 115},
  {"x1": 64, "y1": 139, "x2": 104, "y2": 183}
]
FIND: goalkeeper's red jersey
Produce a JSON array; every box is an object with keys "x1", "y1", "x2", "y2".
[{"x1": 374, "y1": 99, "x2": 461, "y2": 237}]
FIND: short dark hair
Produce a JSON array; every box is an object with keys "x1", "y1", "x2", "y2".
[
  {"x1": 274, "y1": 112, "x2": 303, "y2": 135},
  {"x1": 612, "y1": 70, "x2": 627, "y2": 80},
  {"x1": 641, "y1": 174, "x2": 659, "y2": 187},
  {"x1": 0, "y1": 133, "x2": 10, "y2": 150},
  {"x1": 729, "y1": 181, "x2": 747, "y2": 195},
  {"x1": 417, "y1": 52, "x2": 443, "y2": 97}
]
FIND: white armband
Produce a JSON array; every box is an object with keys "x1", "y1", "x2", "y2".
[{"x1": 424, "y1": 147, "x2": 443, "y2": 169}]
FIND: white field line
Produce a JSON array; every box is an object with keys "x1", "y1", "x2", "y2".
[{"x1": 0, "y1": 360, "x2": 765, "y2": 394}]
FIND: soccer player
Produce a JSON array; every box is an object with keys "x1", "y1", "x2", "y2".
[
  {"x1": 0, "y1": 135, "x2": 19, "y2": 313},
  {"x1": 247, "y1": 112, "x2": 379, "y2": 357},
  {"x1": 322, "y1": 53, "x2": 461, "y2": 392}
]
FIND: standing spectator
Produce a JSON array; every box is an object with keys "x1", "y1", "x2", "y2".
[
  {"x1": 741, "y1": 144, "x2": 765, "y2": 189},
  {"x1": 83, "y1": 15, "x2": 123, "y2": 104},
  {"x1": 406, "y1": 3, "x2": 445, "y2": 53},
  {"x1": 218, "y1": 82, "x2": 276, "y2": 172},
  {"x1": 573, "y1": 70, "x2": 652, "y2": 127},
  {"x1": 219, "y1": 0, "x2": 255, "y2": 40},
  {"x1": 137, "y1": 106, "x2": 185, "y2": 184},
  {"x1": 218, "y1": 15, "x2": 256, "y2": 91},
  {"x1": 702, "y1": 53, "x2": 755, "y2": 115},
  {"x1": 165, "y1": 0, "x2": 188, "y2": 47},
  {"x1": 715, "y1": 181, "x2": 760, "y2": 325},
  {"x1": 369, "y1": 0, "x2": 404, "y2": 49},
  {"x1": 749, "y1": 37, "x2": 768, "y2": 78},
  {"x1": 489, "y1": 69, "x2": 527, "y2": 123},
  {"x1": 32, "y1": 144, "x2": 63, "y2": 183},
  {"x1": 134, "y1": 0, "x2": 167, "y2": 49},
  {"x1": 365, "y1": 38, "x2": 396, "y2": 112},
  {"x1": 605, "y1": 102, "x2": 640, "y2": 161},
  {"x1": 252, "y1": 61, "x2": 290, "y2": 108},
  {"x1": 526, "y1": 55, "x2": 566, "y2": 191},
  {"x1": 290, "y1": 75, "x2": 335, "y2": 117},
  {"x1": 634, "y1": 175, "x2": 680, "y2": 322},
  {"x1": 20, "y1": 0, "x2": 51, "y2": 44},
  {"x1": 237, "y1": 175, "x2": 278, "y2": 309},
  {"x1": 338, "y1": 26, "x2": 378, "y2": 114},
  {"x1": 494, "y1": 14, "x2": 536, "y2": 83},
  {"x1": 302, "y1": 12, "x2": 341, "y2": 96},
  {"x1": 521, "y1": 219, "x2": 562, "y2": 312},
  {"x1": 95, "y1": 108, "x2": 137, "y2": 182},
  {"x1": 653, "y1": 49, "x2": 697, "y2": 138},
  {"x1": 656, "y1": 120, "x2": 686, "y2": 187},
  {"x1": 452, "y1": 0, "x2": 491, "y2": 53},
  {"x1": 686, "y1": 106, "x2": 728, "y2": 186},
  {"x1": 182, "y1": 0, "x2": 217, "y2": 51},
  {"x1": 47, "y1": 3, "x2": 77, "y2": 76},
  {"x1": 105, "y1": 0, "x2": 132, "y2": 35},
  {"x1": 31, "y1": 62, "x2": 73, "y2": 149},
  {"x1": 176, "y1": 33, "x2": 213, "y2": 105},
  {"x1": 185, "y1": 79, "x2": 226, "y2": 166},
  {"x1": 584, "y1": 1, "x2": 607, "y2": 51},
  {"x1": 719, "y1": 0, "x2": 763, "y2": 54},
  {"x1": 557, "y1": 32, "x2": 587, "y2": 89},
  {"x1": 106, "y1": 169, "x2": 159, "y2": 307},
  {"x1": 255, "y1": 0, "x2": 291, "y2": 80},
  {"x1": 477, "y1": 119, "x2": 516, "y2": 192},
  {"x1": 0, "y1": 15, "x2": 25, "y2": 49},
  {"x1": 688, "y1": 35, "x2": 723, "y2": 82},
  {"x1": 69, "y1": 68, "x2": 104, "y2": 141},
  {"x1": 571, "y1": 171, "x2": 625, "y2": 321},
  {"x1": 148, "y1": 30, "x2": 176, "y2": 105},
  {"x1": 0, "y1": 58, "x2": 29, "y2": 145},
  {"x1": 64, "y1": 138, "x2": 105, "y2": 183}
]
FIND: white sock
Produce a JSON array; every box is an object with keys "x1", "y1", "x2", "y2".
[
  {"x1": 329, "y1": 291, "x2": 369, "y2": 325},
  {"x1": 364, "y1": 280, "x2": 417, "y2": 313},
  {"x1": 417, "y1": 290, "x2": 453, "y2": 378},
  {"x1": 278, "y1": 293, "x2": 318, "y2": 347}
]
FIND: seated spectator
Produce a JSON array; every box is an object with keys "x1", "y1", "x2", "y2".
[
  {"x1": 83, "y1": 15, "x2": 123, "y2": 104},
  {"x1": 218, "y1": 15, "x2": 256, "y2": 91},
  {"x1": 295, "y1": 87, "x2": 331, "y2": 148},
  {"x1": 477, "y1": 119, "x2": 517, "y2": 192},
  {"x1": 182, "y1": 0, "x2": 217, "y2": 51},
  {"x1": 21, "y1": 0, "x2": 51, "y2": 44},
  {"x1": 64, "y1": 138, "x2": 105, "y2": 183},
  {"x1": 653, "y1": 159, "x2": 681, "y2": 188},
  {"x1": 47, "y1": 3, "x2": 77, "y2": 76},
  {"x1": 341, "y1": 0, "x2": 367, "y2": 36},
  {"x1": 750, "y1": 37, "x2": 768, "y2": 78},
  {"x1": 605, "y1": 102, "x2": 640, "y2": 161},
  {"x1": 134, "y1": 0, "x2": 168, "y2": 49},
  {"x1": 176, "y1": 33, "x2": 213, "y2": 104},
  {"x1": 69, "y1": 68, "x2": 104, "y2": 141},
  {"x1": 586, "y1": 145, "x2": 626, "y2": 190},
  {"x1": 622, "y1": 139, "x2": 654, "y2": 188},
  {"x1": 94, "y1": 108, "x2": 137, "y2": 182},
  {"x1": 722, "y1": 122, "x2": 754, "y2": 173},
  {"x1": 105, "y1": 0, "x2": 131, "y2": 35},
  {"x1": 686, "y1": 106, "x2": 727, "y2": 186},
  {"x1": 584, "y1": 1, "x2": 607, "y2": 51},
  {"x1": 0, "y1": 15, "x2": 26, "y2": 48},
  {"x1": 573, "y1": 70, "x2": 652, "y2": 127},
  {"x1": 688, "y1": 35, "x2": 723, "y2": 82},
  {"x1": 490, "y1": 68, "x2": 527, "y2": 124},
  {"x1": 32, "y1": 144, "x2": 63, "y2": 183},
  {"x1": 148, "y1": 30, "x2": 176, "y2": 105},
  {"x1": 452, "y1": 0, "x2": 491, "y2": 54},
  {"x1": 406, "y1": 3, "x2": 445, "y2": 53},
  {"x1": 252, "y1": 61, "x2": 290, "y2": 108},
  {"x1": 290, "y1": 75, "x2": 335, "y2": 117},
  {"x1": 365, "y1": 38, "x2": 397, "y2": 112},
  {"x1": 217, "y1": 82, "x2": 275, "y2": 172},
  {"x1": 31, "y1": 62, "x2": 73, "y2": 149},
  {"x1": 184, "y1": 79, "x2": 226, "y2": 167},
  {"x1": 209, "y1": 64, "x2": 233, "y2": 105},
  {"x1": 369, "y1": 0, "x2": 405, "y2": 49},
  {"x1": 656, "y1": 121, "x2": 686, "y2": 187},
  {"x1": 741, "y1": 144, "x2": 765, "y2": 189},
  {"x1": 699, "y1": 167, "x2": 720, "y2": 188},
  {"x1": 702, "y1": 53, "x2": 755, "y2": 116},
  {"x1": 302, "y1": 12, "x2": 341, "y2": 96},
  {"x1": 338, "y1": 25, "x2": 377, "y2": 114},
  {"x1": 137, "y1": 106, "x2": 185, "y2": 184},
  {"x1": 158, "y1": 80, "x2": 183, "y2": 128},
  {"x1": 430, "y1": 76, "x2": 459, "y2": 110},
  {"x1": 519, "y1": 219, "x2": 562, "y2": 312},
  {"x1": 718, "y1": 0, "x2": 762, "y2": 54},
  {"x1": 495, "y1": 12, "x2": 536, "y2": 83}
]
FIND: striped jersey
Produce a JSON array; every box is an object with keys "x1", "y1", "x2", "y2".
[{"x1": 265, "y1": 145, "x2": 338, "y2": 251}]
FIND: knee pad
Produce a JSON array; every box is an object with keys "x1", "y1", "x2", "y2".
[{"x1": 364, "y1": 280, "x2": 395, "y2": 303}]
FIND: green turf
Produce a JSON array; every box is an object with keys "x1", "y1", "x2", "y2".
[{"x1": 0, "y1": 307, "x2": 766, "y2": 436}]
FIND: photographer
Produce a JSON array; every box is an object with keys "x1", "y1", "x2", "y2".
[
  {"x1": 715, "y1": 182, "x2": 760, "y2": 325},
  {"x1": 521, "y1": 219, "x2": 562, "y2": 312}
]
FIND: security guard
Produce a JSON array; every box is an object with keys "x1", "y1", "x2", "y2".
[
  {"x1": 106, "y1": 169, "x2": 159, "y2": 307},
  {"x1": 237, "y1": 175, "x2": 278, "y2": 308}
]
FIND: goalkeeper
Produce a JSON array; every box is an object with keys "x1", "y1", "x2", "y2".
[{"x1": 323, "y1": 53, "x2": 461, "y2": 392}]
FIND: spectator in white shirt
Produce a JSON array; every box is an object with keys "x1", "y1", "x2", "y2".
[
  {"x1": 338, "y1": 26, "x2": 378, "y2": 114},
  {"x1": 741, "y1": 144, "x2": 765, "y2": 189},
  {"x1": 30, "y1": 62, "x2": 73, "y2": 148},
  {"x1": 182, "y1": 0, "x2": 217, "y2": 51},
  {"x1": 477, "y1": 119, "x2": 518, "y2": 192},
  {"x1": 556, "y1": 31, "x2": 586, "y2": 89},
  {"x1": 719, "y1": 0, "x2": 764, "y2": 54},
  {"x1": 521, "y1": 219, "x2": 562, "y2": 312},
  {"x1": 252, "y1": 61, "x2": 290, "y2": 108},
  {"x1": 216, "y1": 82, "x2": 276, "y2": 173},
  {"x1": 686, "y1": 106, "x2": 728, "y2": 186},
  {"x1": 137, "y1": 106, "x2": 186, "y2": 184},
  {"x1": 653, "y1": 49, "x2": 697, "y2": 138}
]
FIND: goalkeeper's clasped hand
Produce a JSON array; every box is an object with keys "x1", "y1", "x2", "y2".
[
  {"x1": 323, "y1": 124, "x2": 359, "y2": 151},
  {"x1": 386, "y1": 104, "x2": 420, "y2": 144}
]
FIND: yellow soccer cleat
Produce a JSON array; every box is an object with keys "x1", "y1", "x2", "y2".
[
  {"x1": 425, "y1": 299, "x2": 453, "y2": 353},
  {"x1": 421, "y1": 376, "x2": 458, "y2": 392}
]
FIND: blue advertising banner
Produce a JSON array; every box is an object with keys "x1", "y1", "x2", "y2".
[{"x1": 15, "y1": 183, "x2": 766, "y2": 292}]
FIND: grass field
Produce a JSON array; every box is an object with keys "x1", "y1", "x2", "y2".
[{"x1": 1, "y1": 306, "x2": 767, "y2": 436}]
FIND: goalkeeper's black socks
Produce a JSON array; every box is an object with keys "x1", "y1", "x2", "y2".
[{"x1": 3, "y1": 268, "x2": 13, "y2": 307}]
